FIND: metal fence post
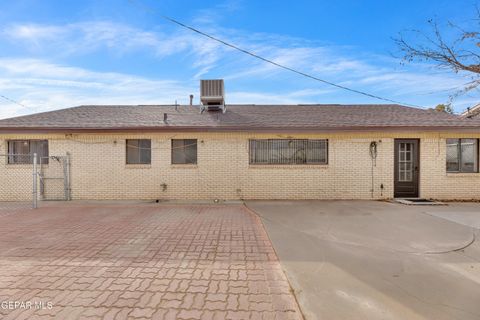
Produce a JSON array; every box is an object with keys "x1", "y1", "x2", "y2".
[
  {"x1": 65, "y1": 152, "x2": 71, "y2": 201},
  {"x1": 33, "y1": 153, "x2": 38, "y2": 209}
]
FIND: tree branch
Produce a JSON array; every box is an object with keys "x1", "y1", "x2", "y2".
[{"x1": 394, "y1": 9, "x2": 480, "y2": 102}]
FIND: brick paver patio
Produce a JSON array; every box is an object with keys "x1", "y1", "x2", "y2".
[{"x1": 0, "y1": 204, "x2": 302, "y2": 319}]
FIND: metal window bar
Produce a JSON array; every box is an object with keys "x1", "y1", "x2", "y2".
[
  {"x1": 249, "y1": 139, "x2": 328, "y2": 165},
  {"x1": 446, "y1": 139, "x2": 479, "y2": 173},
  {"x1": 7, "y1": 140, "x2": 48, "y2": 164}
]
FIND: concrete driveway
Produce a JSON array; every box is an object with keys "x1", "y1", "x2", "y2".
[
  {"x1": 0, "y1": 203, "x2": 302, "y2": 319},
  {"x1": 246, "y1": 200, "x2": 480, "y2": 320}
]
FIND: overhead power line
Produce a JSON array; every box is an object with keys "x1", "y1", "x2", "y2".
[
  {"x1": 0, "y1": 94, "x2": 31, "y2": 109},
  {"x1": 129, "y1": 0, "x2": 424, "y2": 108}
]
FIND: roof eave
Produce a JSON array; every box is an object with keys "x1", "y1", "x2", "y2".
[{"x1": 0, "y1": 125, "x2": 479, "y2": 134}]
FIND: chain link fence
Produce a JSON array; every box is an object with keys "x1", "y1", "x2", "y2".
[
  {"x1": 0, "y1": 153, "x2": 36, "y2": 212},
  {"x1": 0, "y1": 153, "x2": 70, "y2": 212}
]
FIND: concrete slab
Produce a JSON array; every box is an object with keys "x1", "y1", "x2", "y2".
[
  {"x1": 247, "y1": 200, "x2": 480, "y2": 320},
  {"x1": 421, "y1": 203, "x2": 480, "y2": 229}
]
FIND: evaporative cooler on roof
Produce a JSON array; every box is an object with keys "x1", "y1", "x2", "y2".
[{"x1": 200, "y1": 79, "x2": 225, "y2": 111}]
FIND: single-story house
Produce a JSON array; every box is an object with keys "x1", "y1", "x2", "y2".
[{"x1": 1, "y1": 80, "x2": 480, "y2": 201}]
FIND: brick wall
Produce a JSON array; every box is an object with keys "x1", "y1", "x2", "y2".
[
  {"x1": 0, "y1": 131, "x2": 479, "y2": 200},
  {"x1": 420, "y1": 137, "x2": 480, "y2": 200}
]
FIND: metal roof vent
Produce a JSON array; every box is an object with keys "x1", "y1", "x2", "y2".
[{"x1": 200, "y1": 79, "x2": 225, "y2": 112}]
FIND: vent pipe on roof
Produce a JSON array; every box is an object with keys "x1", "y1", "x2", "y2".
[
  {"x1": 163, "y1": 113, "x2": 168, "y2": 123},
  {"x1": 189, "y1": 94, "x2": 194, "y2": 106}
]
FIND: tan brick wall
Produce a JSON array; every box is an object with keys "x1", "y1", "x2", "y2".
[
  {"x1": 420, "y1": 136, "x2": 480, "y2": 200},
  {"x1": 0, "y1": 131, "x2": 479, "y2": 200},
  {"x1": 0, "y1": 161, "x2": 33, "y2": 201}
]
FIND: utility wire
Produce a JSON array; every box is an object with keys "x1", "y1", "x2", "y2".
[
  {"x1": 0, "y1": 94, "x2": 31, "y2": 110},
  {"x1": 129, "y1": 0, "x2": 424, "y2": 108}
]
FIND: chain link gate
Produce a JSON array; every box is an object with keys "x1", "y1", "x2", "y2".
[
  {"x1": 0, "y1": 153, "x2": 71, "y2": 212},
  {"x1": 39, "y1": 153, "x2": 71, "y2": 201}
]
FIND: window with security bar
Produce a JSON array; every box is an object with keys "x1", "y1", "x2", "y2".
[
  {"x1": 446, "y1": 138, "x2": 479, "y2": 173},
  {"x1": 7, "y1": 140, "x2": 49, "y2": 164},
  {"x1": 249, "y1": 139, "x2": 328, "y2": 165}
]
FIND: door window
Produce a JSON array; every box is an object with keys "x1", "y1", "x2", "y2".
[{"x1": 398, "y1": 142, "x2": 413, "y2": 182}]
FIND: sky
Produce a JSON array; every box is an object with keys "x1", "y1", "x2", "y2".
[{"x1": 0, "y1": 0, "x2": 478, "y2": 119}]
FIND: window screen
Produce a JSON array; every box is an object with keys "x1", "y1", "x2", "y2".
[
  {"x1": 7, "y1": 140, "x2": 48, "y2": 164},
  {"x1": 126, "y1": 139, "x2": 151, "y2": 164},
  {"x1": 249, "y1": 139, "x2": 328, "y2": 164},
  {"x1": 446, "y1": 138, "x2": 478, "y2": 173},
  {"x1": 172, "y1": 139, "x2": 197, "y2": 164}
]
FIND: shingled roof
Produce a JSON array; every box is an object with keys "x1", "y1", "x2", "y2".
[{"x1": 0, "y1": 104, "x2": 479, "y2": 133}]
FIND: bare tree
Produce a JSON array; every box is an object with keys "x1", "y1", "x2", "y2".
[
  {"x1": 394, "y1": 7, "x2": 480, "y2": 103},
  {"x1": 434, "y1": 103, "x2": 454, "y2": 114}
]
